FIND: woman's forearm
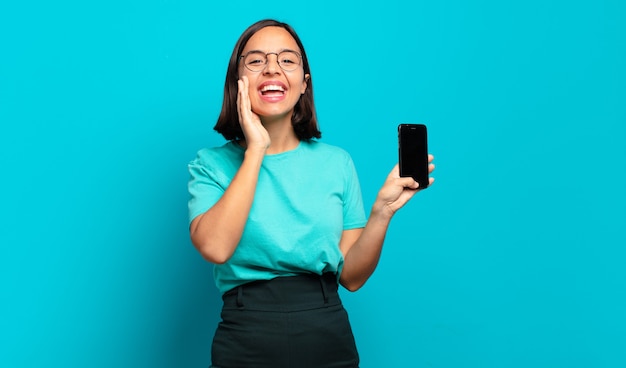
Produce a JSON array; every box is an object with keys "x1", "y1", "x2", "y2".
[
  {"x1": 339, "y1": 164, "x2": 428, "y2": 291},
  {"x1": 190, "y1": 148, "x2": 265, "y2": 264},
  {"x1": 340, "y1": 202, "x2": 393, "y2": 291}
]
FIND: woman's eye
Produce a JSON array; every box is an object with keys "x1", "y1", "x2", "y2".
[{"x1": 279, "y1": 52, "x2": 299, "y2": 64}]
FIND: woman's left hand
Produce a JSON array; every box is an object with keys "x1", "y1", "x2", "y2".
[
  {"x1": 376, "y1": 155, "x2": 435, "y2": 218},
  {"x1": 339, "y1": 155, "x2": 435, "y2": 290}
]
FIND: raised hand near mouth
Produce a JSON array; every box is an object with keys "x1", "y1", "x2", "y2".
[{"x1": 237, "y1": 76, "x2": 271, "y2": 153}]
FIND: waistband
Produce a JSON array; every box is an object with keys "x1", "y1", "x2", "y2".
[{"x1": 222, "y1": 273, "x2": 341, "y2": 312}]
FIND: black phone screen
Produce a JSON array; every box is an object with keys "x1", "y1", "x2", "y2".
[{"x1": 398, "y1": 124, "x2": 429, "y2": 189}]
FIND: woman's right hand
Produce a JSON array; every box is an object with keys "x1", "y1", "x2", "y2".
[
  {"x1": 237, "y1": 76, "x2": 270, "y2": 152},
  {"x1": 191, "y1": 76, "x2": 269, "y2": 264}
]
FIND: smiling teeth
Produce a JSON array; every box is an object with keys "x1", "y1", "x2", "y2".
[{"x1": 261, "y1": 85, "x2": 285, "y2": 92}]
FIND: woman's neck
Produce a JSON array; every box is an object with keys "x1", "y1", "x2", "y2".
[
  {"x1": 264, "y1": 122, "x2": 299, "y2": 154},
  {"x1": 242, "y1": 115, "x2": 300, "y2": 154}
]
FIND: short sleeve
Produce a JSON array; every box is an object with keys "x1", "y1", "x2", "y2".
[
  {"x1": 342, "y1": 154, "x2": 367, "y2": 230},
  {"x1": 187, "y1": 156, "x2": 226, "y2": 226}
]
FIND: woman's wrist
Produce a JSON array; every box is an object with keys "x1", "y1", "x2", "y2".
[
  {"x1": 370, "y1": 199, "x2": 395, "y2": 223},
  {"x1": 244, "y1": 144, "x2": 267, "y2": 159}
]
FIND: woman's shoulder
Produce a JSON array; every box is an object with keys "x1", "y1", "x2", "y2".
[
  {"x1": 190, "y1": 141, "x2": 243, "y2": 168},
  {"x1": 301, "y1": 140, "x2": 351, "y2": 158}
]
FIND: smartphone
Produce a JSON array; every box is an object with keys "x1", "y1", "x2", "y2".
[{"x1": 398, "y1": 123, "x2": 429, "y2": 189}]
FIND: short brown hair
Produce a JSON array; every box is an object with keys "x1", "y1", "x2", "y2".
[{"x1": 214, "y1": 19, "x2": 321, "y2": 141}]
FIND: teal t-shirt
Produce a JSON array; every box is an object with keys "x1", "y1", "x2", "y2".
[{"x1": 188, "y1": 140, "x2": 367, "y2": 294}]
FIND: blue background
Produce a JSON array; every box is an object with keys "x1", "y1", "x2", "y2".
[{"x1": 1, "y1": 1, "x2": 625, "y2": 367}]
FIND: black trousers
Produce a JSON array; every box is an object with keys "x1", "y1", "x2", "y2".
[{"x1": 210, "y1": 273, "x2": 360, "y2": 368}]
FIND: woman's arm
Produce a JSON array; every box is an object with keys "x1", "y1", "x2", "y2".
[
  {"x1": 190, "y1": 148, "x2": 265, "y2": 263},
  {"x1": 339, "y1": 159, "x2": 434, "y2": 291},
  {"x1": 189, "y1": 77, "x2": 270, "y2": 264}
]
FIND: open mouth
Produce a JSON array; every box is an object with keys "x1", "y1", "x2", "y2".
[{"x1": 259, "y1": 84, "x2": 286, "y2": 97}]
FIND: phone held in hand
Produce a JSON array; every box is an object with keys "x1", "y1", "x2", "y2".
[{"x1": 398, "y1": 123, "x2": 429, "y2": 189}]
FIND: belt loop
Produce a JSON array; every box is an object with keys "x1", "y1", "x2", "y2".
[
  {"x1": 319, "y1": 275, "x2": 329, "y2": 304},
  {"x1": 236, "y1": 286, "x2": 244, "y2": 308}
]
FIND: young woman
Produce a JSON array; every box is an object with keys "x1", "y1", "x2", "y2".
[{"x1": 188, "y1": 19, "x2": 434, "y2": 368}]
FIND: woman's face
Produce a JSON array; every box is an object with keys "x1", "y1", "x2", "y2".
[{"x1": 238, "y1": 26, "x2": 309, "y2": 121}]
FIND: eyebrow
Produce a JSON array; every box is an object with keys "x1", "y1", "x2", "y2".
[{"x1": 245, "y1": 48, "x2": 300, "y2": 54}]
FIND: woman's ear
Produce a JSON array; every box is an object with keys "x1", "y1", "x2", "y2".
[{"x1": 302, "y1": 74, "x2": 310, "y2": 94}]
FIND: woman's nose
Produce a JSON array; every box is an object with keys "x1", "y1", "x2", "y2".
[{"x1": 263, "y1": 54, "x2": 281, "y2": 74}]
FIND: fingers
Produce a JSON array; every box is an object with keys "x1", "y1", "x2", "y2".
[
  {"x1": 390, "y1": 154, "x2": 436, "y2": 190},
  {"x1": 388, "y1": 161, "x2": 435, "y2": 185},
  {"x1": 390, "y1": 155, "x2": 435, "y2": 177},
  {"x1": 236, "y1": 79, "x2": 243, "y2": 124},
  {"x1": 428, "y1": 154, "x2": 435, "y2": 176},
  {"x1": 398, "y1": 176, "x2": 420, "y2": 190},
  {"x1": 237, "y1": 76, "x2": 250, "y2": 124},
  {"x1": 386, "y1": 165, "x2": 416, "y2": 187},
  {"x1": 236, "y1": 76, "x2": 270, "y2": 150},
  {"x1": 238, "y1": 76, "x2": 259, "y2": 129}
]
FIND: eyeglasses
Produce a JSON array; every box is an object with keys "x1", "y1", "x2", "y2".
[{"x1": 239, "y1": 50, "x2": 302, "y2": 72}]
